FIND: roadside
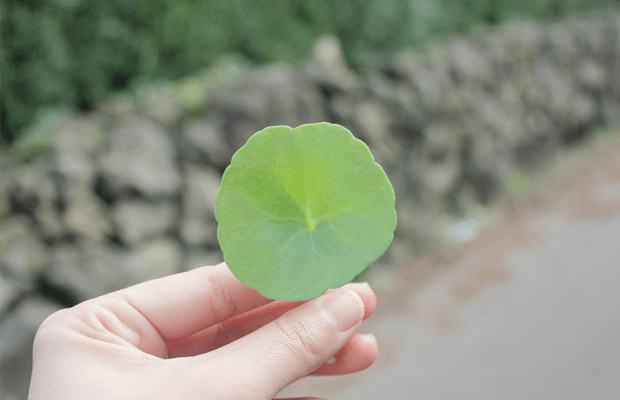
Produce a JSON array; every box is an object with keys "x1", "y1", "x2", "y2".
[
  {"x1": 381, "y1": 126, "x2": 620, "y2": 317},
  {"x1": 278, "y1": 126, "x2": 620, "y2": 399}
]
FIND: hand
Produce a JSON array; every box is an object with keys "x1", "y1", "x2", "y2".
[{"x1": 29, "y1": 262, "x2": 378, "y2": 400}]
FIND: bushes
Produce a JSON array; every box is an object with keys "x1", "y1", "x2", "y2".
[
  {"x1": 2, "y1": 0, "x2": 619, "y2": 145},
  {"x1": 1, "y1": 0, "x2": 331, "y2": 145}
]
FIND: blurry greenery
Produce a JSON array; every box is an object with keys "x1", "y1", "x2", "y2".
[
  {"x1": 169, "y1": 55, "x2": 250, "y2": 109},
  {"x1": 10, "y1": 106, "x2": 70, "y2": 162},
  {"x1": 504, "y1": 172, "x2": 533, "y2": 194},
  {"x1": 2, "y1": 0, "x2": 620, "y2": 145}
]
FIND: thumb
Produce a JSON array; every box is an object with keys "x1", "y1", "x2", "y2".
[{"x1": 226, "y1": 287, "x2": 364, "y2": 397}]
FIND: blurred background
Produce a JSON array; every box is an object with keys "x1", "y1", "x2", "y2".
[
  {"x1": 2, "y1": 1, "x2": 620, "y2": 399},
  {"x1": 4, "y1": 0, "x2": 620, "y2": 146}
]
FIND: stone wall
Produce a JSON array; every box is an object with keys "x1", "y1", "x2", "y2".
[{"x1": 2, "y1": 11, "x2": 620, "y2": 399}]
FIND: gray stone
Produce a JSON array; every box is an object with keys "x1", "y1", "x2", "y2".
[
  {"x1": 211, "y1": 64, "x2": 326, "y2": 151},
  {"x1": 292, "y1": 74, "x2": 330, "y2": 125},
  {"x1": 411, "y1": 65, "x2": 450, "y2": 108},
  {"x1": 122, "y1": 238, "x2": 183, "y2": 284},
  {"x1": 112, "y1": 200, "x2": 178, "y2": 246},
  {"x1": 329, "y1": 95, "x2": 356, "y2": 124},
  {"x1": 56, "y1": 242, "x2": 127, "y2": 299},
  {"x1": 0, "y1": 274, "x2": 26, "y2": 315},
  {"x1": 51, "y1": 115, "x2": 103, "y2": 186},
  {"x1": 467, "y1": 90, "x2": 509, "y2": 135},
  {"x1": 98, "y1": 117, "x2": 181, "y2": 198},
  {"x1": 256, "y1": 65, "x2": 326, "y2": 128},
  {"x1": 545, "y1": 24, "x2": 578, "y2": 67},
  {"x1": 523, "y1": 112, "x2": 556, "y2": 143},
  {"x1": 393, "y1": 85, "x2": 421, "y2": 116},
  {"x1": 0, "y1": 296, "x2": 64, "y2": 399},
  {"x1": 483, "y1": 30, "x2": 512, "y2": 67},
  {"x1": 8, "y1": 164, "x2": 48, "y2": 216},
  {"x1": 468, "y1": 131, "x2": 507, "y2": 178},
  {"x1": 519, "y1": 73, "x2": 549, "y2": 109},
  {"x1": 575, "y1": 19, "x2": 607, "y2": 56},
  {"x1": 389, "y1": 50, "x2": 420, "y2": 81},
  {"x1": 0, "y1": 163, "x2": 11, "y2": 220},
  {"x1": 34, "y1": 177, "x2": 65, "y2": 240},
  {"x1": 450, "y1": 39, "x2": 492, "y2": 85},
  {"x1": 302, "y1": 60, "x2": 361, "y2": 96},
  {"x1": 368, "y1": 73, "x2": 397, "y2": 102},
  {"x1": 577, "y1": 60, "x2": 607, "y2": 91},
  {"x1": 181, "y1": 118, "x2": 232, "y2": 168},
  {"x1": 8, "y1": 164, "x2": 65, "y2": 240},
  {"x1": 183, "y1": 165, "x2": 220, "y2": 217},
  {"x1": 45, "y1": 239, "x2": 182, "y2": 301},
  {"x1": 503, "y1": 21, "x2": 543, "y2": 66},
  {"x1": 517, "y1": 112, "x2": 557, "y2": 165},
  {"x1": 180, "y1": 216, "x2": 218, "y2": 248},
  {"x1": 601, "y1": 96, "x2": 620, "y2": 125},
  {"x1": 47, "y1": 243, "x2": 106, "y2": 302},
  {"x1": 354, "y1": 101, "x2": 400, "y2": 165},
  {"x1": 389, "y1": 86, "x2": 425, "y2": 150},
  {"x1": 393, "y1": 199, "x2": 421, "y2": 243},
  {"x1": 612, "y1": 58, "x2": 620, "y2": 93},
  {"x1": 45, "y1": 242, "x2": 135, "y2": 301},
  {"x1": 140, "y1": 84, "x2": 183, "y2": 125},
  {"x1": 420, "y1": 123, "x2": 462, "y2": 203},
  {"x1": 184, "y1": 248, "x2": 224, "y2": 271},
  {"x1": 313, "y1": 35, "x2": 348, "y2": 70},
  {"x1": 535, "y1": 62, "x2": 576, "y2": 119},
  {"x1": 63, "y1": 184, "x2": 112, "y2": 241},
  {"x1": 99, "y1": 93, "x2": 139, "y2": 119},
  {"x1": 570, "y1": 93, "x2": 597, "y2": 126},
  {"x1": 180, "y1": 165, "x2": 221, "y2": 247},
  {"x1": 0, "y1": 217, "x2": 48, "y2": 281},
  {"x1": 498, "y1": 81, "x2": 523, "y2": 112}
]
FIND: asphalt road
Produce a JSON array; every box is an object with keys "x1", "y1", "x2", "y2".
[{"x1": 278, "y1": 135, "x2": 620, "y2": 399}]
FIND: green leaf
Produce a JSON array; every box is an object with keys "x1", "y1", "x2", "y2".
[{"x1": 215, "y1": 122, "x2": 397, "y2": 301}]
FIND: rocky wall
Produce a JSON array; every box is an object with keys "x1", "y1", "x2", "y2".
[{"x1": 2, "y1": 11, "x2": 620, "y2": 399}]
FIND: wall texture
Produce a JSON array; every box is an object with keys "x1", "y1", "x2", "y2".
[{"x1": 1, "y1": 12, "x2": 620, "y2": 399}]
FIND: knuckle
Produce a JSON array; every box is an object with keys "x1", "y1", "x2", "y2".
[
  {"x1": 203, "y1": 267, "x2": 238, "y2": 322},
  {"x1": 273, "y1": 313, "x2": 323, "y2": 365}
]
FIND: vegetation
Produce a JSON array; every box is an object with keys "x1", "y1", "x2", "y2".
[
  {"x1": 215, "y1": 123, "x2": 396, "y2": 301},
  {"x1": 2, "y1": 0, "x2": 619, "y2": 145}
]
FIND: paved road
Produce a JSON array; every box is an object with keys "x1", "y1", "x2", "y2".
[{"x1": 278, "y1": 136, "x2": 620, "y2": 399}]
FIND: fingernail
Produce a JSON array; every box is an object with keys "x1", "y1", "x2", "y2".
[
  {"x1": 362, "y1": 333, "x2": 377, "y2": 347},
  {"x1": 321, "y1": 289, "x2": 363, "y2": 332}
]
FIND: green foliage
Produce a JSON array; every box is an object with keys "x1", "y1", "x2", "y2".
[
  {"x1": 10, "y1": 106, "x2": 70, "y2": 163},
  {"x1": 1, "y1": 0, "x2": 330, "y2": 144},
  {"x1": 215, "y1": 123, "x2": 397, "y2": 301},
  {"x1": 2, "y1": 0, "x2": 619, "y2": 145},
  {"x1": 504, "y1": 172, "x2": 532, "y2": 194}
]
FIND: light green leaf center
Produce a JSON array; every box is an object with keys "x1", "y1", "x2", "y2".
[{"x1": 303, "y1": 198, "x2": 316, "y2": 231}]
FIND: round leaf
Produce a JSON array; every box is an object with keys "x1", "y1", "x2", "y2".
[{"x1": 215, "y1": 122, "x2": 397, "y2": 301}]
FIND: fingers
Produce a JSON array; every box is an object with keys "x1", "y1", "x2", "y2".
[
  {"x1": 276, "y1": 398, "x2": 329, "y2": 400},
  {"x1": 310, "y1": 333, "x2": 378, "y2": 376},
  {"x1": 192, "y1": 287, "x2": 366, "y2": 398},
  {"x1": 111, "y1": 263, "x2": 273, "y2": 341},
  {"x1": 166, "y1": 282, "x2": 376, "y2": 358}
]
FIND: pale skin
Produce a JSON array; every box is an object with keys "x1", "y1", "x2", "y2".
[{"x1": 29, "y1": 262, "x2": 378, "y2": 400}]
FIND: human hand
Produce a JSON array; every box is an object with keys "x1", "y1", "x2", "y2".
[{"x1": 29, "y1": 262, "x2": 378, "y2": 400}]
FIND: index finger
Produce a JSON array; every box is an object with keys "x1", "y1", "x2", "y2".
[{"x1": 113, "y1": 263, "x2": 273, "y2": 342}]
